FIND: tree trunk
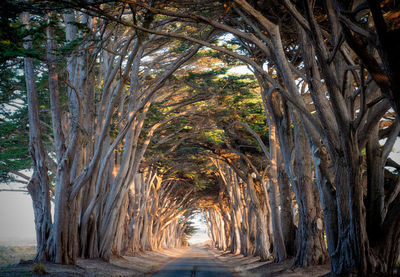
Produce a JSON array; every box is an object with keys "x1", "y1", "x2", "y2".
[
  {"x1": 291, "y1": 111, "x2": 327, "y2": 267},
  {"x1": 266, "y1": 118, "x2": 287, "y2": 261},
  {"x1": 22, "y1": 12, "x2": 52, "y2": 262},
  {"x1": 246, "y1": 175, "x2": 272, "y2": 260},
  {"x1": 276, "y1": 152, "x2": 296, "y2": 257}
]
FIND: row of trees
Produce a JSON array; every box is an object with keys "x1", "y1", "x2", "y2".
[
  {"x1": 1, "y1": 0, "x2": 399, "y2": 276},
  {"x1": 120, "y1": 0, "x2": 399, "y2": 275},
  {"x1": 2, "y1": 1, "x2": 219, "y2": 264}
]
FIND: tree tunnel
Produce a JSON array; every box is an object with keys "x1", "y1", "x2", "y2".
[{"x1": 2, "y1": 0, "x2": 400, "y2": 276}]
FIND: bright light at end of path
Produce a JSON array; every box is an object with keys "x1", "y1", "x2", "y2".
[{"x1": 187, "y1": 211, "x2": 211, "y2": 245}]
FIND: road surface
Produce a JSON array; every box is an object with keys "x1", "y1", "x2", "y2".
[{"x1": 151, "y1": 247, "x2": 235, "y2": 277}]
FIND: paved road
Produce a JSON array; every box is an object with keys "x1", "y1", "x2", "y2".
[{"x1": 151, "y1": 247, "x2": 235, "y2": 277}]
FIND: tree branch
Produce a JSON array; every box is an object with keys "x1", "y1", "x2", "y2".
[{"x1": 10, "y1": 170, "x2": 31, "y2": 181}]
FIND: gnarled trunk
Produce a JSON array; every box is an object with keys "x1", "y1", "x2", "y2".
[{"x1": 22, "y1": 12, "x2": 52, "y2": 262}]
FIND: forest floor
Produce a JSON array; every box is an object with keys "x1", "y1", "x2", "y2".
[
  {"x1": 211, "y1": 248, "x2": 331, "y2": 277},
  {"x1": 0, "y1": 245, "x2": 330, "y2": 276},
  {"x1": 0, "y1": 246, "x2": 187, "y2": 276}
]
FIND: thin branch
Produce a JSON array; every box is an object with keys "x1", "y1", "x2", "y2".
[
  {"x1": 230, "y1": 121, "x2": 271, "y2": 161},
  {"x1": 382, "y1": 119, "x2": 400, "y2": 162},
  {"x1": 282, "y1": 0, "x2": 311, "y2": 32},
  {"x1": 327, "y1": 33, "x2": 344, "y2": 64},
  {"x1": 338, "y1": 14, "x2": 372, "y2": 39},
  {"x1": 0, "y1": 189, "x2": 29, "y2": 193},
  {"x1": 76, "y1": 2, "x2": 284, "y2": 90},
  {"x1": 10, "y1": 170, "x2": 31, "y2": 181}
]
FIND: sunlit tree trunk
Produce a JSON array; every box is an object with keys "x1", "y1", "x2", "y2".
[{"x1": 266, "y1": 116, "x2": 287, "y2": 262}]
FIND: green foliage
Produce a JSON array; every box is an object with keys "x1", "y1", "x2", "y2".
[
  {"x1": 0, "y1": 2, "x2": 54, "y2": 63},
  {"x1": 184, "y1": 220, "x2": 197, "y2": 237},
  {"x1": 203, "y1": 129, "x2": 225, "y2": 143},
  {"x1": 0, "y1": 7, "x2": 69, "y2": 184},
  {"x1": 0, "y1": 109, "x2": 31, "y2": 182},
  {"x1": 185, "y1": 70, "x2": 265, "y2": 136},
  {"x1": 0, "y1": 1, "x2": 27, "y2": 64},
  {"x1": 142, "y1": 46, "x2": 267, "y2": 199},
  {"x1": 0, "y1": 60, "x2": 31, "y2": 183},
  {"x1": 0, "y1": 73, "x2": 54, "y2": 183},
  {"x1": 173, "y1": 40, "x2": 195, "y2": 53},
  {"x1": 147, "y1": 102, "x2": 165, "y2": 123},
  {"x1": 58, "y1": 37, "x2": 83, "y2": 57},
  {"x1": 0, "y1": 65, "x2": 54, "y2": 185},
  {"x1": 32, "y1": 263, "x2": 46, "y2": 275}
]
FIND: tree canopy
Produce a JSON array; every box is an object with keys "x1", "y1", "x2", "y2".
[{"x1": 1, "y1": 0, "x2": 400, "y2": 275}]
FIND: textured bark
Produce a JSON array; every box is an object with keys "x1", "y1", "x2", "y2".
[
  {"x1": 330, "y1": 0, "x2": 400, "y2": 119},
  {"x1": 266, "y1": 118, "x2": 287, "y2": 262},
  {"x1": 276, "y1": 151, "x2": 296, "y2": 257},
  {"x1": 49, "y1": 10, "x2": 82, "y2": 264},
  {"x1": 238, "y1": 2, "x2": 330, "y2": 262},
  {"x1": 246, "y1": 175, "x2": 272, "y2": 260},
  {"x1": 291, "y1": 111, "x2": 327, "y2": 267},
  {"x1": 118, "y1": 172, "x2": 193, "y2": 254},
  {"x1": 366, "y1": 124, "x2": 384, "y2": 241},
  {"x1": 235, "y1": 0, "x2": 395, "y2": 272},
  {"x1": 265, "y1": 89, "x2": 299, "y2": 257},
  {"x1": 46, "y1": 16, "x2": 66, "y2": 163},
  {"x1": 295, "y1": 23, "x2": 340, "y2": 265},
  {"x1": 229, "y1": 171, "x2": 243, "y2": 254},
  {"x1": 215, "y1": 161, "x2": 247, "y2": 255},
  {"x1": 364, "y1": 120, "x2": 400, "y2": 273},
  {"x1": 262, "y1": 81, "x2": 328, "y2": 266},
  {"x1": 22, "y1": 12, "x2": 52, "y2": 262},
  {"x1": 300, "y1": 1, "x2": 392, "y2": 273}
]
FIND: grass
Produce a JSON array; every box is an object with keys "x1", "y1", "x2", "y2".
[
  {"x1": 0, "y1": 245, "x2": 36, "y2": 266},
  {"x1": 32, "y1": 263, "x2": 46, "y2": 275}
]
